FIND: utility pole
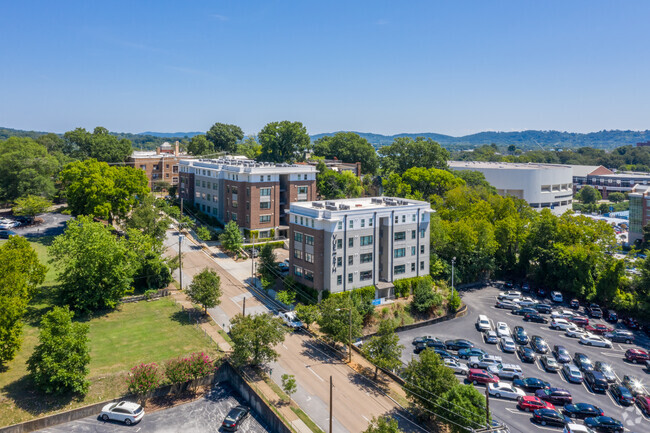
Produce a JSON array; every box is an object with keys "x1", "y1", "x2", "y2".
[
  {"x1": 329, "y1": 376, "x2": 333, "y2": 433},
  {"x1": 484, "y1": 383, "x2": 490, "y2": 427},
  {"x1": 179, "y1": 197, "x2": 184, "y2": 231},
  {"x1": 178, "y1": 234, "x2": 184, "y2": 290},
  {"x1": 451, "y1": 256, "x2": 456, "y2": 299},
  {"x1": 251, "y1": 234, "x2": 255, "y2": 285},
  {"x1": 348, "y1": 302, "x2": 352, "y2": 364},
  {"x1": 242, "y1": 297, "x2": 246, "y2": 317}
]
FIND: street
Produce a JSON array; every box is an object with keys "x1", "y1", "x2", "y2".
[{"x1": 396, "y1": 285, "x2": 650, "y2": 433}]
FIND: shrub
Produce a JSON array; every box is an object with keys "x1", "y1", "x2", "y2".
[
  {"x1": 448, "y1": 290, "x2": 462, "y2": 312},
  {"x1": 165, "y1": 358, "x2": 192, "y2": 384},
  {"x1": 185, "y1": 352, "x2": 216, "y2": 379},
  {"x1": 127, "y1": 363, "x2": 162, "y2": 396},
  {"x1": 196, "y1": 225, "x2": 211, "y2": 241}
]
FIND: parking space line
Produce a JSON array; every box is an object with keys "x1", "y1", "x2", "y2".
[
  {"x1": 607, "y1": 390, "x2": 623, "y2": 408},
  {"x1": 305, "y1": 365, "x2": 325, "y2": 382}
]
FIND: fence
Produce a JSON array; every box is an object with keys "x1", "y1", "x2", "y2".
[{"x1": 120, "y1": 289, "x2": 172, "y2": 304}]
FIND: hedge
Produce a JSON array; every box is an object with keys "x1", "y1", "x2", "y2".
[
  {"x1": 328, "y1": 286, "x2": 376, "y2": 303},
  {"x1": 243, "y1": 240, "x2": 285, "y2": 249},
  {"x1": 393, "y1": 275, "x2": 432, "y2": 298}
]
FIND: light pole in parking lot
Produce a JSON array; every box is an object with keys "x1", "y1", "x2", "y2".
[{"x1": 451, "y1": 257, "x2": 456, "y2": 298}]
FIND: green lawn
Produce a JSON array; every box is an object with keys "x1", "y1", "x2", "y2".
[{"x1": 0, "y1": 236, "x2": 58, "y2": 286}]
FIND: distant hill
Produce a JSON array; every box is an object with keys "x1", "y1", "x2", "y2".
[{"x1": 139, "y1": 131, "x2": 203, "y2": 138}]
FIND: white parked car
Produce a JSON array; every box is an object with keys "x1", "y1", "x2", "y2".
[
  {"x1": 468, "y1": 354, "x2": 503, "y2": 369},
  {"x1": 498, "y1": 291, "x2": 522, "y2": 300},
  {"x1": 487, "y1": 383, "x2": 526, "y2": 400},
  {"x1": 515, "y1": 297, "x2": 538, "y2": 307},
  {"x1": 483, "y1": 330, "x2": 499, "y2": 344},
  {"x1": 499, "y1": 336, "x2": 516, "y2": 353},
  {"x1": 100, "y1": 401, "x2": 144, "y2": 425},
  {"x1": 495, "y1": 299, "x2": 518, "y2": 310},
  {"x1": 551, "y1": 291, "x2": 564, "y2": 303},
  {"x1": 496, "y1": 322, "x2": 511, "y2": 338},
  {"x1": 279, "y1": 311, "x2": 303, "y2": 329},
  {"x1": 488, "y1": 363, "x2": 524, "y2": 380},
  {"x1": 579, "y1": 334, "x2": 612, "y2": 348},
  {"x1": 550, "y1": 318, "x2": 572, "y2": 330},
  {"x1": 551, "y1": 309, "x2": 576, "y2": 320},
  {"x1": 476, "y1": 315, "x2": 492, "y2": 331},
  {"x1": 444, "y1": 357, "x2": 469, "y2": 375},
  {"x1": 565, "y1": 326, "x2": 587, "y2": 338}
]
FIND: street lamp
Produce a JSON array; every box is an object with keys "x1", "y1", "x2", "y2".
[{"x1": 451, "y1": 256, "x2": 456, "y2": 299}]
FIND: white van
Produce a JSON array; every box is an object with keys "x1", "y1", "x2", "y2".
[{"x1": 476, "y1": 315, "x2": 492, "y2": 331}]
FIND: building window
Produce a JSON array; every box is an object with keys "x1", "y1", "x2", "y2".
[
  {"x1": 213, "y1": 183, "x2": 217, "y2": 190},
  {"x1": 411, "y1": 246, "x2": 416, "y2": 256},
  {"x1": 140, "y1": 164, "x2": 146, "y2": 170},
  {"x1": 260, "y1": 176, "x2": 264, "y2": 182},
  {"x1": 206, "y1": 181, "x2": 211, "y2": 189},
  {"x1": 246, "y1": 215, "x2": 250, "y2": 223},
  {"x1": 420, "y1": 245, "x2": 425, "y2": 254},
  {"x1": 196, "y1": 179, "x2": 200, "y2": 186},
  {"x1": 360, "y1": 253, "x2": 372, "y2": 263},
  {"x1": 247, "y1": 187, "x2": 250, "y2": 197},
  {"x1": 231, "y1": 213, "x2": 237, "y2": 221},
  {"x1": 360, "y1": 270, "x2": 372, "y2": 281},
  {"x1": 260, "y1": 215, "x2": 271, "y2": 223},
  {"x1": 337, "y1": 221, "x2": 343, "y2": 230},
  {"x1": 304, "y1": 270, "x2": 314, "y2": 281},
  {"x1": 260, "y1": 188, "x2": 271, "y2": 196},
  {"x1": 394, "y1": 264, "x2": 406, "y2": 275},
  {"x1": 394, "y1": 231, "x2": 406, "y2": 241},
  {"x1": 420, "y1": 261, "x2": 425, "y2": 270},
  {"x1": 394, "y1": 216, "x2": 399, "y2": 224},
  {"x1": 360, "y1": 235, "x2": 373, "y2": 246},
  {"x1": 300, "y1": 217, "x2": 304, "y2": 225},
  {"x1": 294, "y1": 232, "x2": 303, "y2": 242},
  {"x1": 232, "y1": 186, "x2": 238, "y2": 194},
  {"x1": 195, "y1": 192, "x2": 200, "y2": 198},
  {"x1": 349, "y1": 220, "x2": 354, "y2": 229},
  {"x1": 260, "y1": 201, "x2": 271, "y2": 209},
  {"x1": 267, "y1": 175, "x2": 271, "y2": 181},
  {"x1": 348, "y1": 273, "x2": 353, "y2": 283},
  {"x1": 305, "y1": 253, "x2": 314, "y2": 263},
  {"x1": 412, "y1": 214, "x2": 416, "y2": 222},
  {"x1": 213, "y1": 208, "x2": 218, "y2": 215},
  {"x1": 402, "y1": 215, "x2": 406, "y2": 223},
  {"x1": 349, "y1": 238, "x2": 354, "y2": 247},
  {"x1": 294, "y1": 249, "x2": 303, "y2": 260},
  {"x1": 294, "y1": 266, "x2": 303, "y2": 277},
  {"x1": 394, "y1": 248, "x2": 406, "y2": 258},
  {"x1": 361, "y1": 219, "x2": 365, "y2": 228},
  {"x1": 337, "y1": 275, "x2": 342, "y2": 285},
  {"x1": 337, "y1": 239, "x2": 343, "y2": 249},
  {"x1": 420, "y1": 229, "x2": 426, "y2": 238},
  {"x1": 348, "y1": 255, "x2": 353, "y2": 265},
  {"x1": 411, "y1": 230, "x2": 416, "y2": 239},
  {"x1": 207, "y1": 194, "x2": 211, "y2": 201},
  {"x1": 165, "y1": 173, "x2": 170, "y2": 178},
  {"x1": 305, "y1": 235, "x2": 314, "y2": 246},
  {"x1": 232, "y1": 201, "x2": 238, "y2": 208},
  {"x1": 411, "y1": 263, "x2": 416, "y2": 272},
  {"x1": 369, "y1": 218, "x2": 373, "y2": 227},
  {"x1": 337, "y1": 257, "x2": 342, "y2": 266}
]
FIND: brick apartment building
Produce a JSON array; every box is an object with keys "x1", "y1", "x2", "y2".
[
  {"x1": 178, "y1": 158, "x2": 317, "y2": 238},
  {"x1": 288, "y1": 197, "x2": 432, "y2": 299},
  {"x1": 126, "y1": 142, "x2": 185, "y2": 190}
]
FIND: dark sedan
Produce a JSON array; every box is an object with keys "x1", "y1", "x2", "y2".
[
  {"x1": 535, "y1": 388, "x2": 573, "y2": 405},
  {"x1": 535, "y1": 303, "x2": 552, "y2": 314},
  {"x1": 593, "y1": 361, "x2": 617, "y2": 383},
  {"x1": 530, "y1": 335, "x2": 550, "y2": 354},
  {"x1": 573, "y1": 352, "x2": 594, "y2": 372},
  {"x1": 222, "y1": 405, "x2": 250, "y2": 431},
  {"x1": 512, "y1": 326, "x2": 529, "y2": 345},
  {"x1": 444, "y1": 339, "x2": 474, "y2": 351},
  {"x1": 516, "y1": 346, "x2": 536, "y2": 363},
  {"x1": 563, "y1": 403, "x2": 604, "y2": 419},
  {"x1": 622, "y1": 316, "x2": 640, "y2": 330},
  {"x1": 524, "y1": 313, "x2": 548, "y2": 324},
  {"x1": 584, "y1": 416, "x2": 624, "y2": 433},
  {"x1": 458, "y1": 347, "x2": 487, "y2": 360},
  {"x1": 552, "y1": 345, "x2": 571, "y2": 363},
  {"x1": 584, "y1": 371, "x2": 609, "y2": 393},
  {"x1": 512, "y1": 307, "x2": 538, "y2": 316},
  {"x1": 532, "y1": 409, "x2": 570, "y2": 427},
  {"x1": 610, "y1": 384, "x2": 635, "y2": 406},
  {"x1": 514, "y1": 377, "x2": 550, "y2": 392}
]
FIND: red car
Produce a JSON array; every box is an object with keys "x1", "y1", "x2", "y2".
[
  {"x1": 584, "y1": 324, "x2": 613, "y2": 335},
  {"x1": 625, "y1": 349, "x2": 649, "y2": 363},
  {"x1": 569, "y1": 316, "x2": 589, "y2": 327},
  {"x1": 623, "y1": 317, "x2": 640, "y2": 330},
  {"x1": 637, "y1": 395, "x2": 650, "y2": 415},
  {"x1": 467, "y1": 368, "x2": 499, "y2": 385},
  {"x1": 517, "y1": 395, "x2": 556, "y2": 412}
]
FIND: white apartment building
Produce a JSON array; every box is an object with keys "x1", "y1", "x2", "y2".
[
  {"x1": 288, "y1": 197, "x2": 433, "y2": 299},
  {"x1": 448, "y1": 161, "x2": 574, "y2": 215}
]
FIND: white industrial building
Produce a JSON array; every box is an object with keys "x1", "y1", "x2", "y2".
[{"x1": 448, "y1": 161, "x2": 574, "y2": 215}]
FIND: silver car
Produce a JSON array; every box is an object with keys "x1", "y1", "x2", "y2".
[
  {"x1": 444, "y1": 357, "x2": 469, "y2": 375},
  {"x1": 562, "y1": 364, "x2": 584, "y2": 383},
  {"x1": 100, "y1": 401, "x2": 144, "y2": 425},
  {"x1": 483, "y1": 330, "x2": 499, "y2": 344},
  {"x1": 499, "y1": 336, "x2": 516, "y2": 353}
]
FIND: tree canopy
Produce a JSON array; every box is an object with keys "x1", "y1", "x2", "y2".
[
  {"x1": 187, "y1": 134, "x2": 214, "y2": 156},
  {"x1": 258, "y1": 121, "x2": 310, "y2": 163},
  {"x1": 362, "y1": 321, "x2": 403, "y2": 379},
  {"x1": 63, "y1": 127, "x2": 132, "y2": 163},
  {"x1": 316, "y1": 161, "x2": 364, "y2": 200},
  {"x1": 379, "y1": 137, "x2": 449, "y2": 174},
  {"x1": 206, "y1": 123, "x2": 244, "y2": 153},
  {"x1": 0, "y1": 137, "x2": 59, "y2": 202},
  {"x1": 219, "y1": 221, "x2": 244, "y2": 253},
  {"x1": 186, "y1": 268, "x2": 222, "y2": 314},
  {"x1": 317, "y1": 296, "x2": 363, "y2": 346},
  {"x1": 313, "y1": 132, "x2": 379, "y2": 174},
  {"x1": 230, "y1": 313, "x2": 286, "y2": 367},
  {"x1": 12, "y1": 195, "x2": 53, "y2": 218}
]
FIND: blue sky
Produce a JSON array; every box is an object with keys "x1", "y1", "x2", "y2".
[{"x1": 1, "y1": 1, "x2": 649, "y2": 136}]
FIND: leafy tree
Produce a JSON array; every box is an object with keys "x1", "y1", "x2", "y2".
[
  {"x1": 595, "y1": 259, "x2": 625, "y2": 303},
  {"x1": 411, "y1": 277, "x2": 442, "y2": 313},
  {"x1": 316, "y1": 161, "x2": 364, "y2": 199},
  {"x1": 281, "y1": 374, "x2": 297, "y2": 400},
  {"x1": 448, "y1": 291, "x2": 462, "y2": 312},
  {"x1": 313, "y1": 132, "x2": 379, "y2": 174},
  {"x1": 59, "y1": 159, "x2": 149, "y2": 223},
  {"x1": 362, "y1": 321, "x2": 403, "y2": 379},
  {"x1": 206, "y1": 123, "x2": 244, "y2": 153},
  {"x1": 0, "y1": 137, "x2": 59, "y2": 202},
  {"x1": 125, "y1": 230, "x2": 172, "y2": 291},
  {"x1": 258, "y1": 242, "x2": 277, "y2": 282},
  {"x1": 438, "y1": 384, "x2": 489, "y2": 433},
  {"x1": 276, "y1": 290, "x2": 296, "y2": 306},
  {"x1": 317, "y1": 296, "x2": 363, "y2": 346},
  {"x1": 363, "y1": 416, "x2": 403, "y2": 433},
  {"x1": 187, "y1": 134, "x2": 213, "y2": 156},
  {"x1": 230, "y1": 313, "x2": 286, "y2": 367},
  {"x1": 49, "y1": 216, "x2": 135, "y2": 312},
  {"x1": 63, "y1": 127, "x2": 132, "y2": 163},
  {"x1": 12, "y1": 195, "x2": 53, "y2": 219},
  {"x1": 383, "y1": 167, "x2": 464, "y2": 201},
  {"x1": 577, "y1": 185, "x2": 601, "y2": 204},
  {"x1": 608, "y1": 192, "x2": 625, "y2": 203},
  {"x1": 0, "y1": 236, "x2": 47, "y2": 366},
  {"x1": 36, "y1": 133, "x2": 66, "y2": 154},
  {"x1": 294, "y1": 304, "x2": 320, "y2": 330},
  {"x1": 186, "y1": 268, "x2": 222, "y2": 314},
  {"x1": 219, "y1": 221, "x2": 244, "y2": 253},
  {"x1": 258, "y1": 121, "x2": 310, "y2": 163},
  {"x1": 379, "y1": 137, "x2": 449, "y2": 174},
  {"x1": 451, "y1": 170, "x2": 496, "y2": 191},
  {"x1": 196, "y1": 225, "x2": 212, "y2": 241},
  {"x1": 126, "y1": 194, "x2": 171, "y2": 242},
  {"x1": 27, "y1": 306, "x2": 90, "y2": 395},
  {"x1": 236, "y1": 136, "x2": 262, "y2": 159}
]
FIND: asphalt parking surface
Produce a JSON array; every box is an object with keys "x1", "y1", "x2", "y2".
[
  {"x1": 396, "y1": 285, "x2": 650, "y2": 433},
  {"x1": 10, "y1": 211, "x2": 72, "y2": 238},
  {"x1": 36, "y1": 385, "x2": 271, "y2": 433}
]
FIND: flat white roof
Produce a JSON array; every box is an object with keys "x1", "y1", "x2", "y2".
[
  {"x1": 291, "y1": 196, "x2": 431, "y2": 213},
  {"x1": 179, "y1": 158, "x2": 317, "y2": 173},
  {"x1": 449, "y1": 161, "x2": 571, "y2": 171}
]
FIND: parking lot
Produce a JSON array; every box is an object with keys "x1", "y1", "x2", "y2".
[
  {"x1": 36, "y1": 385, "x2": 271, "y2": 433},
  {"x1": 396, "y1": 285, "x2": 650, "y2": 433}
]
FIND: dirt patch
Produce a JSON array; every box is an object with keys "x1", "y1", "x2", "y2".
[{"x1": 363, "y1": 296, "x2": 446, "y2": 335}]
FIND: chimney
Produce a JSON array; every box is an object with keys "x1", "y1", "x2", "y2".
[
  {"x1": 156, "y1": 146, "x2": 161, "y2": 155},
  {"x1": 174, "y1": 141, "x2": 179, "y2": 156}
]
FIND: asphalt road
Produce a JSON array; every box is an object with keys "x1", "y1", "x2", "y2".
[
  {"x1": 10, "y1": 211, "x2": 72, "y2": 238},
  {"x1": 35, "y1": 384, "x2": 271, "y2": 433},
  {"x1": 395, "y1": 285, "x2": 650, "y2": 433}
]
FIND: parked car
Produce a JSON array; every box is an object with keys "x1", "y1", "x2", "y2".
[
  {"x1": 552, "y1": 345, "x2": 571, "y2": 363},
  {"x1": 100, "y1": 401, "x2": 145, "y2": 425},
  {"x1": 279, "y1": 311, "x2": 303, "y2": 329},
  {"x1": 514, "y1": 377, "x2": 551, "y2": 392},
  {"x1": 467, "y1": 368, "x2": 499, "y2": 385},
  {"x1": 610, "y1": 384, "x2": 635, "y2": 406},
  {"x1": 585, "y1": 304, "x2": 603, "y2": 318},
  {"x1": 531, "y1": 335, "x2": 550, "y2": 354},
  {"x1": 584, "y1": 324, "x2": 613, "y2": 335},
  {"x1": 593, "y1": 361, "x2": 617, "y2": 383},
  {"x1": 621, "y1": 375, "x2": 647, "y2": 397},
  {"x1": 517, "y1": 395, "x2": 555, "y2": 412},
  {"x1": 565, "y1": 326, "x2": 587, "y2": 338},
  {"x1": 499, "y1": 336, "x2": 516, "y2": 353},
  {"x1": 580, "y1": 334, "x2": 612, "y2": 348},
  {"x1": 584, "y1": 416, "x2": 624, "y2": 433},
  {"x1": 515, "y1": 297, "x2": 539, "y2": 307},
  {"x1": 487, "y1": 363, "x2": 524, "y2": 380},
  {"x1": 537, "y1": 287, "x2": 548, "y2": 298},
  {"x1": 573, "y1": 353, "x2": 594, "y2": 371},
  {"x1": 444, "y1": 339, "x2": 474, "y2": 351},
  {"x1": 483, "y1": 330, "x2": 499, "y2": 344},
  {"x1": 444, "y1": 358, "x2": 469, "y2": 375},
  {"x1": 0, "y1": 229, "x2": 18, "y2": 239},
  {"x1": 512, "y1": 307, "x2": 538, "y2": 316},
  {"x1": 551, "y1": 291, "x2": 564, "y2": 303},
  {"x1": 458, "y1": 347, "x2": 488, "y2": 359},
  {"x1": 603, "y1": 309, "x2": 618, "y2": 323},
  {"x1": 569, "y1": 315, "x2": 590, "y2": 327},
  {"x1": 524, "y1": 313, "x2": 548, "y2": 324},
  {"x1": 246, "y1": 248, "x2": 259, "y2": 258},
  {"x1": 277, "y1": 260, "x2": 290, "y2": 273},
  {"x1": 541, "y1": 355, "x2": 561, "y2": 372},
  {"x1": 551, "y1": 318, "x2": 573, "y2": 330},
  {"x1": 412, "y1": 335, "x2": 437, "y2": 345},
  {"x1": 495, "y1": 299, "x2": 518, "y2": 310},
  {"x1": 535, "y1": 387, "x2": 573, "y2": 405},
  {"x1": 517, "y1": 346, "x2": 536, "y2": 363},
  {"x1": 522, "y1": 282, "x2": 531, "y2": 292},
  {"x1": 535, "y1": 303, "x2": 553, "y2": 314},
  {"x1": 512, "y1": 326, "x2": 529, "y2": 345},
  {"x1": 488, "y1": 383, "x2": 525, "y2": 400},
  {"x1": 583, "y1": 371, "x2": 609, "y2": 393},
  {"x1": 562, "y1": 364, "x2": 584, "y2": 383},
  {"x1": 433, "y1": 349, "x2": 458, "y2": 360},
  {"x1": 468, "y1": 354, "x2": 503, "y2": 369},
  {"x1": 533, "y1": 409, "x2": 571, "y2": 427},
  {"x1": 625, "y1": 348, "x2": 649, "y2": 363},
  {"x1": 222, "y1": 405, "x2": 250, "y2": 431},
  {"x1": 622, "y1": 316, "x2": 640, "y2": 330},
  {"x1": 604, "y1": 330, "x2": 635, "y2": 344},
  {"x1": 476, "y1": 314, "x2": 492, "y2": 331},
  {"x1": 563, "y1": 403, "x2": 604, "y2": 419},
  {"x1": 564, "y1": 423, "x2": 595, "y2": 433},
  {"x1": 495, "y1": 322, "x2": 510, "y2": 338},
  {"x1": 498, "y1": 291, "x2": 522, "y2": 300},
  {"x1": 636, "y1": 395, "x2": 650, "y2": 415},
  {"x1": 552, "y1": 309, "x2": 576, "y2": 319},
  {"x1": 569, "y1": 299, "x2": 580, "y2": 310}
]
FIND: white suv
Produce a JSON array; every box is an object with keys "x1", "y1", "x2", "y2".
[
  {"x1": 550, "y1": 318, "x2": 572, "y2": 330},
  {"x1": 279, "y1": 311, "x2": 303, "y2": 329},
  {"x1": 476, "y1": 315, "x2": 492, "y2": 331},
  {"x1": 487, "y1": 363, "x2": 524, "y2": 380},
  {"x1": 551, "y1": 291, "x2": 564, "y2": 303}
]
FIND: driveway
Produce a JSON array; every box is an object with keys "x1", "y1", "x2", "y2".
[
  {"x1": 36, "y1": 384, "x2": 271, "y2": 433},
  {"x1": 10, "y1": 211, "x2": 72, "y2": 238}
]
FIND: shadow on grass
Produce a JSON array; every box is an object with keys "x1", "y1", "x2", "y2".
[
  {"x1": 1, "y1": 374, "x2": 82, "y2": 417},
  {"x1": 170, "y1": 309, "x2": 211, "y2": 326}
]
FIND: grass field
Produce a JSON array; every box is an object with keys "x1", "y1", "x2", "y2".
[{"x1": 0, "y1": 236, "x2": 219, "y2": 427}]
